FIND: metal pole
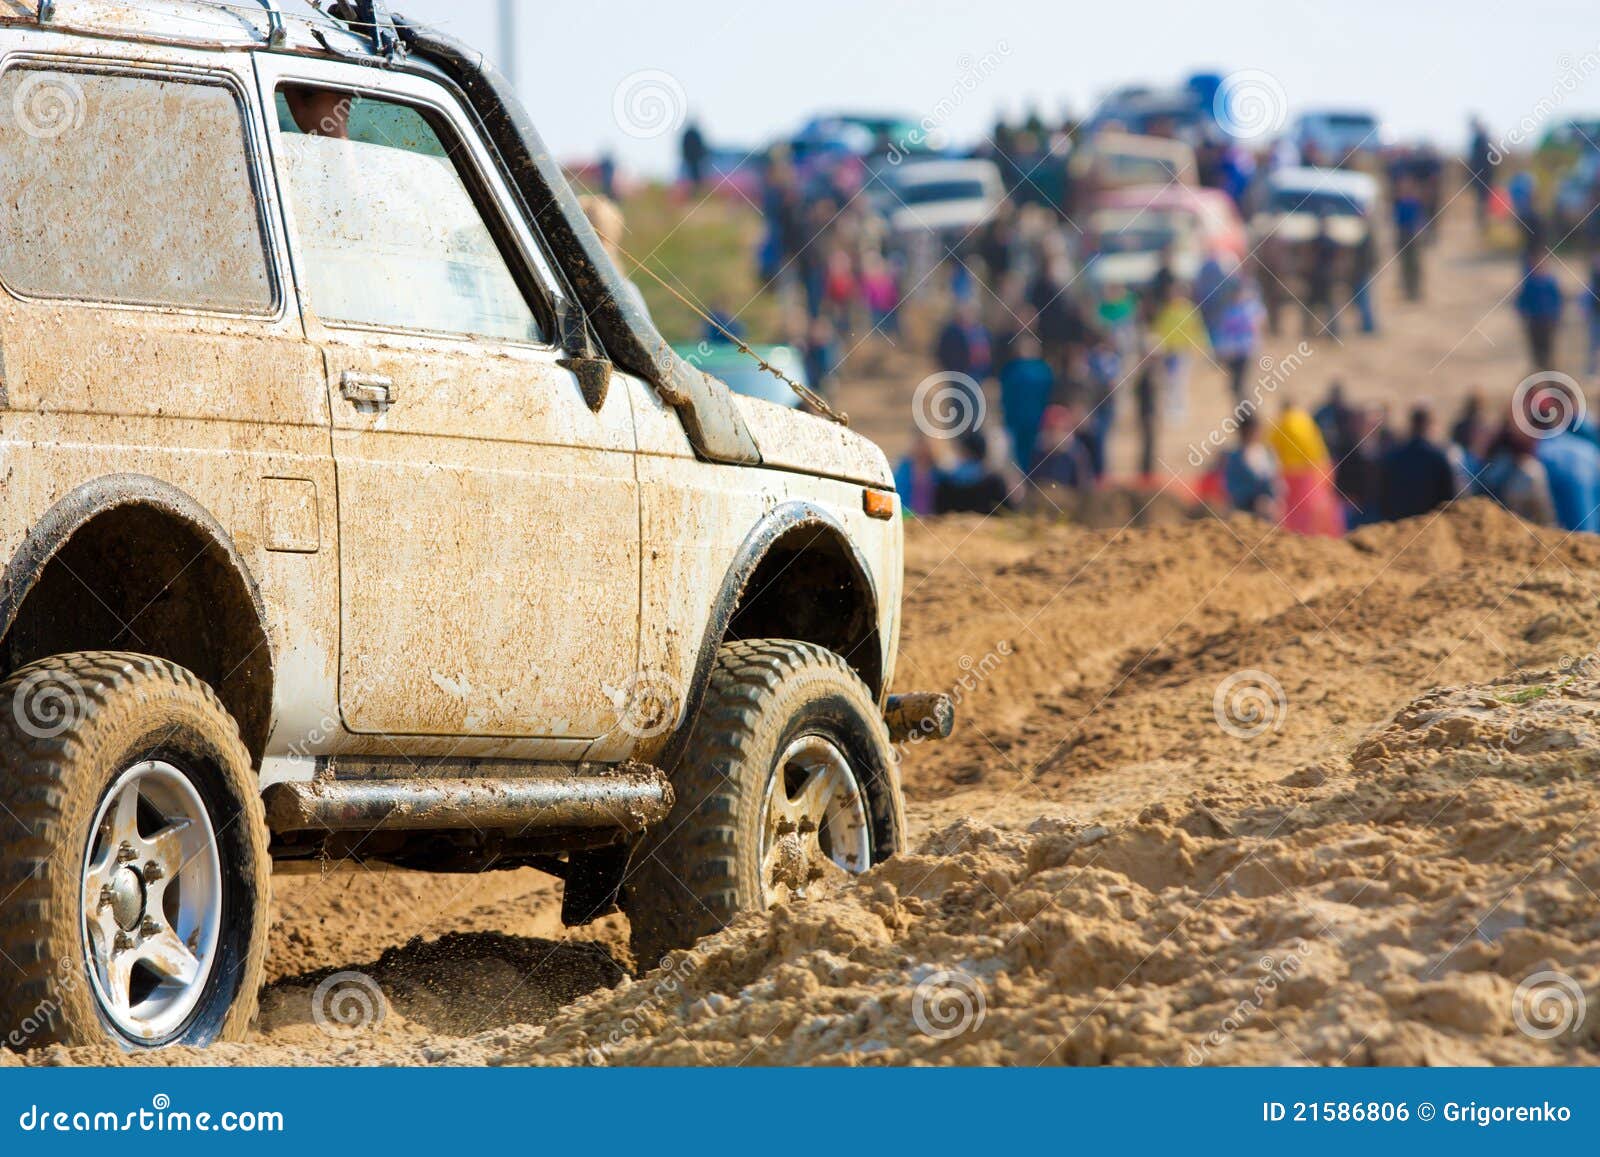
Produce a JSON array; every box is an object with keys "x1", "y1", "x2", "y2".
[{"x1": 498, "y1": 0, "x2": 518, "y2": 90}]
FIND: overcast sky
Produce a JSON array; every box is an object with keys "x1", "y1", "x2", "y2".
[{"x1": 381, "y1": 0, "x2": 1600, "y2": 174}]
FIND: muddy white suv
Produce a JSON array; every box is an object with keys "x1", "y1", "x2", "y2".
[{"x1": 0, "y1": 0, "x2": 950, "y2": 1052}]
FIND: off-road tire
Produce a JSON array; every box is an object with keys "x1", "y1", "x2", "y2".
[
  {"x1": 625, "y1": 640, "x2": 900, "y2": 970},
  {"x1": 0, "y1": 653, "x2": 270, "y2": 1051}
]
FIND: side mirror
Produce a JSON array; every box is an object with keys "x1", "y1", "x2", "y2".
[
  {"x1": 555, "y1": 297, "x2": 613, "y2": 412},
  {"x1": 557, "y1": 355, "x2": 613, "y2": 412}
]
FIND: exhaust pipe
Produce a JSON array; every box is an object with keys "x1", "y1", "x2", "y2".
[{"x1": 263, "y1": 764, "x2": 673, "y2": 836}]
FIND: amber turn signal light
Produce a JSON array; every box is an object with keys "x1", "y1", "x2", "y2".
[{"x1": 863, "y1": 489, "x2": 897, "y2": 521}]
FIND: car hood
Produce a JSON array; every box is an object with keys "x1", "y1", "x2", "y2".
[
  {"x1": 888, "y1": 200, "x2": 993, "y2": 234},
  {"x1": 1088, "y1": 250, "x2": 1200, "y2": 286},
  {"x1": 1252, "y1": 211, "x2": 1368, "y2": 245},
  {"x1": 735, "y1": 395, "x2": 895, "y2": 490}
]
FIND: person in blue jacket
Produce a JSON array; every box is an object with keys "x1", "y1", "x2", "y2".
[
  {"x1": 998, "y1": 333, "x2": 1055, "y2": 473},
  {"x1": 1516, "y1": 249, "x2": 1565, "y2": 370},
  {"x1": 1536, "y1": 430, "x2": 1600, "y2": 534},
  {"x1": 1522, "y1": 376, "x2": 1600, "y2": 533}
]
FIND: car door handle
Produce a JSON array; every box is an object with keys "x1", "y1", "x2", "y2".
[{"x1": 340, "y1": 371, "x2": 395, "y2": 409}]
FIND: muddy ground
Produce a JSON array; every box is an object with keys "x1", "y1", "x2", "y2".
[
  {"x1": 10, "y1": 500, "x2": 1600, "y2": 1067},
  {"x1": 8, "y1": 200, "x2": 1600, "y2": 1068}
]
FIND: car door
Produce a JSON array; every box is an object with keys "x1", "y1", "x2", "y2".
[{"x1": 257, "y1": 56, "x2": 639, "y2": 747}]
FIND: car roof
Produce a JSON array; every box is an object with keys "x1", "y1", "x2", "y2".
[
  {"x1": 1296, "y1": 109, "x2": 1380, "y2": 123},
  {"x1": 0, "y1": 0, "x2": 376, "y2": 57},
  {"x1": 889, "y1": 159, "x2": 999, "y2": 183},
  {"x1": 1079, "y1": 130, "x2": 1197, "y2": 163},
  {"x1": 1099, "y1": 183, "x2": 1219, "y2": 209}
]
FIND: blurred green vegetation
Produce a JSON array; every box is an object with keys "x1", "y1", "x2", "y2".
[{"x1": 615, "y1": 184, "x2": 785, "y2": 345}]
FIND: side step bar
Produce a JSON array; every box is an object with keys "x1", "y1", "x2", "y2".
[{"x1": 262, "y1": 763, "x2": 673, "y2": 836}]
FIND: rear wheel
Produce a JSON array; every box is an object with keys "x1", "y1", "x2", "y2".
[
  {"x1": 0, "y1": 653, "x2": 269, "y2": 1051},
  {"x1": 625, "y1": 640, "x2": 901, "y2": 969}
]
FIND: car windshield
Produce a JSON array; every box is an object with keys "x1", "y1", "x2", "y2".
[
  {"x1": 898, "y1": 180, "x2": 987, "y2": 205},
  {"x1": 1269, "y1": 188, "x2": 1368, "y2": 217},
  {"x1": 1099, "y1": 227, "x2": 1177, "y2": 254},
  {"x1": 1101, "y1": 155, "x2": 1182, "y2": 185},
  {"x1": 1093, "y1": 206, "x2": 1186, "y2": 251}
]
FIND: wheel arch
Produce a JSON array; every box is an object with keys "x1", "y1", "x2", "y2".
[
  {"x1": 660, "y1": 501, "x2": 884, "y2": 768},
  {"x1": 0, "y1": 475, "x2": 274, "y2": 763}
]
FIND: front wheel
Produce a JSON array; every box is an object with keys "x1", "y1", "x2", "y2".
[
  {"x1": 0, "y1": 653, "x2": 270, "y2": 1051},
  {"x1": 624, "y1": 640, "x2": 902, "y2": 969}
]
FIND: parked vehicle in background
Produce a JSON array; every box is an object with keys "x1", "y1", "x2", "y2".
[
  {"x1": 1548, "y1": 152, "x2": 1600, "y2": 241},
  {"x1": 700, "y1": 145, "x2": 768, "y2": 201},
  {"x1": 1096, "y1": 184, "x2": 1248, "y2": 260},
  {"x1": 1538, "y1": 116, "x2": 1600, "y2": 157},
  {"x1": 1289, "y1": 109, "x2": 1385, "y2": 166},
  {"x1": 871, "y1": 157, "x2": 1004, "y2": 245},
  {"x1": 1251, "y1": 166, "x2": 1381, "y2": 245},
  {"x1": 676, "y1": 342, "x2": 810, "y2": 410},
  {"x1": 1086, "y1": 84, "x2": 1208, "y2": 141},
  {"x1": 1070, "y1": 131, "x2": 1199, "y2": 196},
  {"x1": 1085, "y1": 204, "x2": 1201, "y2": 287},
  {"x1": 789, "y1": 111, "x2": 932, "y2": 191}
]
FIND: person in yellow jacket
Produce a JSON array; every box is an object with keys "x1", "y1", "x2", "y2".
[
  {"x1": 1267, "y1": 399, "x2": 1346, "y2": 537},
  {"x1": 1152, "y1": 282, "x2": 1210, "y2": 423}
]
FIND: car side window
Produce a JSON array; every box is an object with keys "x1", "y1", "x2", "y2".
[
  {"x1": 0, "y1": 67, "x2": 275, "y2": 313},
  {"x1": 274, "y1": 85, "x2": 545, "y2": 344}
]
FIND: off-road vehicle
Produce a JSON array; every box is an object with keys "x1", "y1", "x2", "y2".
[{"x1": 0, "y1": 0, "x2": 951, "y2": 1051}]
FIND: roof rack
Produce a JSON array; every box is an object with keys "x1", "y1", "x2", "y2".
[
  {"x1": 33, "y1": 0, "x2": 288, "y2": 44},
  {"x1": 328, "y1": 0, "x2": 399, "y2": 57},
  {"x1": 254, "y1": 0, "x2": 287, "y2": 46},
  {"x1": 32, "y1": 1, "x2": 396, "y2": 56}
]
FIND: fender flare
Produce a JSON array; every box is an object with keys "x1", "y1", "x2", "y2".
[
  {"x1": 0, "y1": 474, "x2": 274, "y2": 755},
  {"x1": 656, "y1": 501, "x2": 882, "y2": 771}
]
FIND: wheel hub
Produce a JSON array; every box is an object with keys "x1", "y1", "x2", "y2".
[
  {"x1": 82, "y1": 761, "x2": 222, "y2": 1045},
  {"x1": 761, "y1": 735, "x2": 873, "y2": 903},
  {"x1": 108, "y1": 867, "x2": 146, "y2": 932},
  {"x1": 769, "y1": 831, "x2": 812, "y2": 892}
]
